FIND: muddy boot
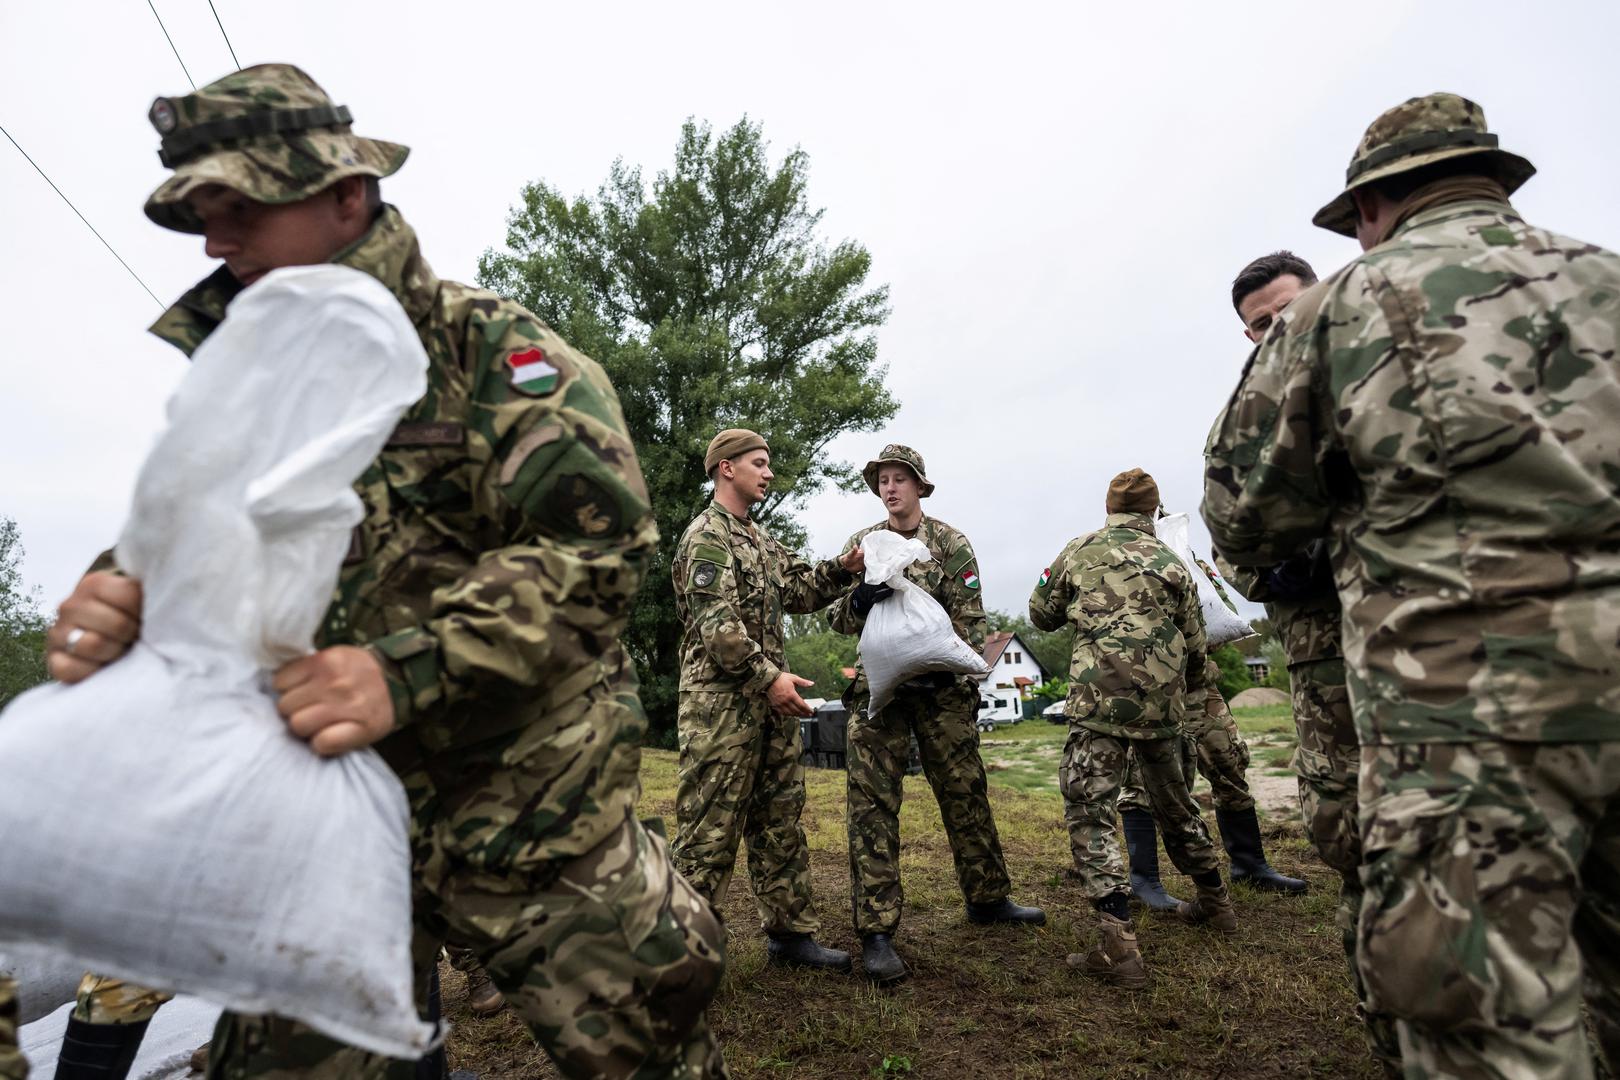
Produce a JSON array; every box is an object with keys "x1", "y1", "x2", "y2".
[
  {"x1": 1121, "y1": 808, "x2": 1182, "y2": 912},
  {"x1": 1066, "y1": 912, "x2": 1147, "y2": 989},
  {"x1": 1217, "y1": 807, "x2": 1307, "y2": 894},
  {"x1": 464, "y1": 964, "x2": 506, "y2": 1016},
  {"x1": 965, "y1": 898, "x2": 1046, "y2": 925},
  {"x1": 55, "y1": 1017, "x2": 151, "y2": 1079},
  {"x1": 188, "y1": 1043, "x2": 210, "y2": 1074},
  {"x1": 1177, "y1": 879, "x2": 1239, "y2": 935},
  {"x1": 860, "y1": 933, "x2": 908, "y2": 985},
  {"x1": 766, "y1": 932, "x2": 853, "y2": 973}
]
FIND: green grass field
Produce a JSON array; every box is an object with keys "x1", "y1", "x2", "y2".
[{"x1": 443, "y1": 704, "x2": 1377, "y2": 1079}]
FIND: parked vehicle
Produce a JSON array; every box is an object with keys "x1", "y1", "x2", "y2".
[{"x1": 975, "y1": 688, "x2": 1023, "y2": 732}]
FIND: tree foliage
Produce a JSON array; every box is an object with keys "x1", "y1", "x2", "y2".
[
  {"x1": 782, "y1": 611, "x2": 858, "y2": 705},
  {"x1": 1261, "y1": 637, "x2": 1292, "y2": 692},
  {"x1": 1211, "y1": 645, "x2": 1254, "y2": 701},
  {"x1": 0, "y1": 517, "x2": 49, "y2": 707},
  {"x1": 478, "y1": 118, "x2": 896, "y2": 734}
]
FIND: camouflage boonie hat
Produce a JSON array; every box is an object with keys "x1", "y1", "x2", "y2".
[
  {"x1": 863, "y1": 444, "x2": 934, "y2": 498},
  {"x1": 1313, "y1": 92, "x2": 1535, "y2": 237},
  {"x1": 144, "y1": 63, "x2": 409, "y2": 234}
]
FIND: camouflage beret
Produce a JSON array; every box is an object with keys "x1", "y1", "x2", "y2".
[
  {"x1": 144, "y1": 63, "x2": 409, "y2": 234},
  {"x1": 863, "y1": 444, "x2": 934, "y2": 498},
  {"x1": 1313, "y1": 92, "x2": 1535, "y2": 237},
  {"x1": 1106, "y1": 468, "x2": 1159, "y2": 515},
  {"x1": 705, "y1": 428, "x2": 769, "y2": 474}
]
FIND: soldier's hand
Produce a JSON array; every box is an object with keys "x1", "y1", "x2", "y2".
[
  {"x1": 840, "y1": 546, "x2": 866, "y2": 575},
  {"x1": 47, "y1": 572, "x2": 143, "y2": 684},
  {"x1": 273, "y1": 646, "x2": 396, "y2": 756},
  {"x1": 768, "y1": 672, "x2": 816, "y2": 717}
]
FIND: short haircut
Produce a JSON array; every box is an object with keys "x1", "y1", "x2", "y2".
[
  {"x1": 1231, "y1": 250, "x2": 1318, "y2": 314},
  {"x1": 1362, "y1": 154, "x2": 1492, "y2": 204}
]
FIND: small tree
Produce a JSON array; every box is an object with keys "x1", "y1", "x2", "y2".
[
  {"x1": 0, "y1": 517, "x2": 49, "y2": 706},
  {"x1": 480, "y1": 118, "x2": 897, "y2": 737},
  {"x1": 1262, "y1": 637, "x2": 1292, "y2": 693}
]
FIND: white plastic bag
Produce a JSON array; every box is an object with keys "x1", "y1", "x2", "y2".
[
  {"x1": 1156, "y1": 512, "x2": 1254, "y2": 646},
  {"x1": 858, "y1": 531, "x2": 990, "y2": 712},
  {"x1": 0, "y1": 951, "x2": 82, "y2": 1026},
  {"x1": 0, "y1": 265, "x2": 438, "y2": 1057}
]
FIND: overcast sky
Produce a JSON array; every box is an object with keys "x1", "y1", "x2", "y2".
[{"x1": 5, "y1": 0, "x2": 1619, "y2": 625}]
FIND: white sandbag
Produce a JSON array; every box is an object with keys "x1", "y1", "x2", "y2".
[
  {"x1": 0, "y1": 265, "x2": 438, "y2": 1058},
  {"x1": 858, "y1": 530, "x2": 989, "y2": 712},
  {"x1": 1156, "y1": 512, "x2": 1254, "y2": 646},
  {"x1": 0, "y1": 952, "x2": 83, "y2": 1026}
]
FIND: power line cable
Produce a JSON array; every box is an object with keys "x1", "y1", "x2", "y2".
[
  {"x1": 145, "y1": 0, "x2": 196, "y2": 89},
  {"x1": 0, "y1": 124, "x2": 164, "y2": 309},
  {"x1": 207, "y1": 0, "x2": 241, "y2": 70}
]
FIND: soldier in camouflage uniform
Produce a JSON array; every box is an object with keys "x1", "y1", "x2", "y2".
[
  {"x1": 671, "y1": 429, "x2": 861, "y2": 975},
  {"x1": 1204, "y1": 93, "x2": 1620, "y2": 1079},
  {"x1": 827, "y1": 445, "x2": 1045, "y2": 985},
  {"x1": 1216, "y1": 250, "x2": 1399, "y2": 1073},
  {"x1": 45, "y1": 64, "x2": 726, "y2": 1079},
  {"x1": 1030, "y1": 469, "x2": 1238, "y2": 988},
  {"x1": 0, "y1": 976, "x2": 21, "y2": 1080},
  {"x1": 1118, "y1": 551, "x2": 1305, "y2": 910}
]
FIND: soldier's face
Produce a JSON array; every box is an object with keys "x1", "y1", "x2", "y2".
[
  {"x1": 723, "y1": 451, "x2": 773, "y2": 505},
  {"x1": 1238, "y1": 274, "x2": 1306, "y2": 342},
  {"x1": 877, "y1": 466, "x2": 920, "y2": 519},
  {"x1": 187, "y1": 180, "x2": 367, "y2": 287}
]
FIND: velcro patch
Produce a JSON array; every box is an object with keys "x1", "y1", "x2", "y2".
[
  {"x1": 693, "y1": 562, "x2": 718, "y2": 588},
  {"x1": 691, "y1": 542, "x2": 732, "y2": 567},
  {"x1": 388, "y1": 421, "x2": 465, "y2": 447}
]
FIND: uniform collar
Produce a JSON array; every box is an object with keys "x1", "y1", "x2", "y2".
[
  {"x1": 148, "y1": 204, "x2": 440, "y2": 358},
  {"x1": 881, "y1": 511, "x2": 928, "y2": 538},
  {"x1": 1391, "y1": 197, "x2": 1519, "y2": 241},
  {"x1": 1106, "y1": 512, "x2": 1155, "y2": 535}
]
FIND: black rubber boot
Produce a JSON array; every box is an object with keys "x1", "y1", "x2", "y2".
[
  {"x1": 1122, "y1": 808, "x2": 1182, "y2": 911},
  {"x1": 1217, "y1": 806, "x2": 1308, "y2": 894},
  {"x1": 767, "y1": 932, "x2": 854, "y2": 973},
  {"x1": 860, "y1": 933, "x2": 909, "y2": 985},
  {"x1": 965, "y1": 898, "x2": 1047, "y2": 925},
  {"x1": 54, "y1": 1017, "x2": 151, "y2": 1080}
]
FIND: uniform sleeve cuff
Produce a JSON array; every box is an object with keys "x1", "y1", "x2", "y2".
[
  {"x1": 744, "y1": 659, "x2": 782, "y2": 698},
  {"x1": 369, "y1": 627, "x2": 442, "y2": 729}
]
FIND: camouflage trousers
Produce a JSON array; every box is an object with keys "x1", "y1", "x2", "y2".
[
  {"x1": 0, "y1": 975, "x2": 22, "y2": 1080},
  {"x1": 206, "y1": 813, "x2": 728, "y2": 1080},
  {"x1": 673, "y1": 689, "x2": 819, "y2": 935},
  {"x1": 1061, "y1": 726, "x2": 1221, "y2": 901},
  {"x1": 845, "y1": 680, "x2": 1012, "y2": 935},
  {"x1": 1291, "y1": 658, "x2": 1400, "y2": 1073},
  {"x1": 1119, "y1": 684, "x2": 1253, "y2": 814},
  {"x1": 1357, "y1": 739, "x2": 1620, "y2": 1080}
]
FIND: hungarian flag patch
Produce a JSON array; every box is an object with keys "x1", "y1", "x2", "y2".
[
  {"x1": 961, "y1": 569, "x2": 980, "y2": 590},
  {"x1": 506, "y1": 347, "x2": 560, "y2": 396},
  {"x1": 1039, "y1": 567, "x2": 1051, "y2": 587}
]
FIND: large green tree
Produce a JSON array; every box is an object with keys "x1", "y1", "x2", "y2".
[
  {"x1": 479, "y1": 118, "x2": 897, "y2": 737},
  {"x1": 0, "y1": 517, "x2": 49, "y2": 707}
]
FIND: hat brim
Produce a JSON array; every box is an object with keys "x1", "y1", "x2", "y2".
[
  {"x1": 1311, "y1": 146, "x2": 1536, "y2": 237},
  {"x1": 863, "y1": 458, "x2": 934, "y2": 498},
  {"x1": 144, "y1": 135, "x2": 409, "y2": 234}
]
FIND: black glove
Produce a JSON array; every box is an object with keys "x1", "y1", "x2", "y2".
[
  {"x1": 849, "y1": 581, "x2": 895, "y2": 617},
  {"x1": 1261, "y1": 540, "x2": 1335, "y2": 601}
]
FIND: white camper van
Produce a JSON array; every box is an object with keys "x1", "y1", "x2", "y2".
[{"x1": 975, "y1": 688, "x2": 1023, "y2": 732}]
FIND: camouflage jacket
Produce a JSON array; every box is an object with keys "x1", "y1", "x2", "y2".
[
  {"x1": 1203, "y1": 198, "x2": 1620, "y2": 745},
  {"x1": 673, "y1": 500, "x2": 854, "y2": 696},
  {"x1": 1215, "y1": 556, "x2": 1343, "y2": 667},
  {"x1": 827, "y1": 515, "x2": 986, "y2": 696},
  {"x1": 1029, "y1": 513, "x2": 1209, "y2": 739},
  {"x1": 149, "y1": 206, "x2": 658, "y2": 864}
]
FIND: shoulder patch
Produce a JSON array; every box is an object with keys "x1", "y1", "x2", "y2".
[
  {"x1": 942, "y1": 546, "x2": 975, "y2": 579},
  {"x1": 960, "y1": 569, "x2": 980, "y2": 590},
  {"x1": 691, "y1": 541, "x2": 732, "y2": 567},
  {"x1": 1038, "y1": 567, "x2": 1051, "y2": 588},
  {"x1": 505, "y1": 347, "x2": 561, "y2": 397},
  {"x1": 693, "y1": 562, "x2": 718, "y2": 589}
]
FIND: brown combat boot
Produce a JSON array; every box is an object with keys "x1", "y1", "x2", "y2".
[
  {"x1": 465, "y1": 966, "x2": 506, "y2": 1016},
  {"x1": 1177, "y1": 882, "x2": 1239, "y2": 934},
  {"x1": 1066, "y1": 912, "x2": 1147, "y2": 989}
]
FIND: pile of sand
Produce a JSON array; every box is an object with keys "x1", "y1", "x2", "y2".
[{"x1": 1230, "y1": 686, "x2": 1290, "y2": 708}]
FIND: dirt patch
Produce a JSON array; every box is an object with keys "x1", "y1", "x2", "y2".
[{"x1": 1231, "y1": 687, "x2": 1290, "y2": 708}]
